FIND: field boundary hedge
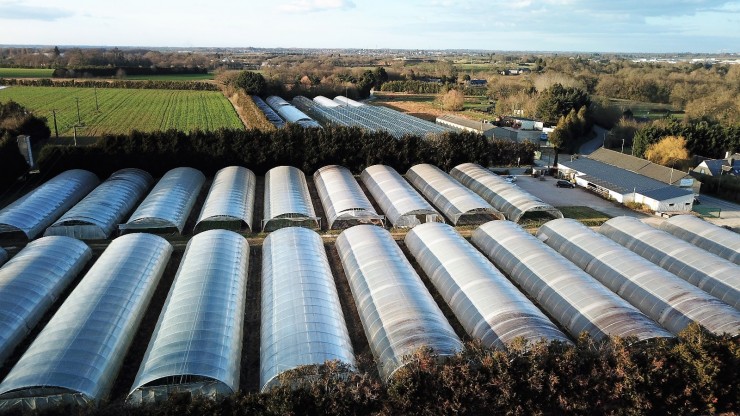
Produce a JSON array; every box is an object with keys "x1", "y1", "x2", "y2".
[
  {"x1": 36, "y1": 126, "x2": 537, "y2": 178},
  {"x1": 0, "y1": 78, "x2": 217, "y2": 91}
]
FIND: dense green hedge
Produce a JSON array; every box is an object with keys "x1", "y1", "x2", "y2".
[
  {"x1": 380, "y1": 80, "x2": 444, "y2": 94},
  {"x1": 24, "y1": 325, "x2": 738, "y2": 415},
  {"x1": 0, "y1": 78, "x2": 218, "y2": 91},
  {"x1": 36, "y1": 126, "x2": 536, "y2": 178},
  {"x1": 52, "y1": 66, "x2": 207, "y2": 78}
]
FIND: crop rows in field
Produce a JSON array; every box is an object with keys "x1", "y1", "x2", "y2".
[
  {"x1": 0, "y1": 68, "x2": 54, "y2": 78},
  {"x1": 0, "y1": 86, "x2": 243, "y2": 136}
]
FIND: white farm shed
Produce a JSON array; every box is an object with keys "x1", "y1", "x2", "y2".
[{"x1": 558, "y1": 157, "x2": 694, "y2": 213}]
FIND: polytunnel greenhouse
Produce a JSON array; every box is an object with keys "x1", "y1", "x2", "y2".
[
  {"x1": 263, "y1": 166, "x2": 320, "y2": 231},
  {"x1": 314, "y1": 165, "x2": 384, "y2": 229},
  {"x1": 265, "y1": 96, "x2": 321, "y2": 128},
  {"x1": 406, "y1": 164, "x2": 504, "y2": 225},
  {"x1": 658, "y1": 215, "x2": 740, "y2": 265},
  {"x1": 332, "y1": 95, "x2": 364, "y2": 107},
  {"x1": 251, "y1": 95, "x2": 285, "y2": 128},
  {"x1": 0, "y1": 236, "x2": 92, "y2": 365},
  {"x1": 405, "y1": 222, "x2": 571, "y2": 348},
  {"x1": 119, "y1": 167, "x2": 205, "y2": 234},
  {"x1": 360, "y1": 165, "x2": 443, "y2": 228},
  {"x1": 194, "y1": 166, "x2": 256, "y2": 233},
  {"x1": 44, "y1": 168, "x2": 153, "y2": 239},
  {"x1": 472, "y1": 221, "x2": 674, "y2": 342},
  {"x1": 313, "y1": 96, "x2": 340, "y2": 108},
  {"x1": 450, "y1": 163, "x2": 563, "y2": 223},
  {"x1": 336, "y1": 225, "x2": 462, "y2": 382},
  {"x1": 128, "y1": 230, "x2": 249, "y2": 404},
  {"x1": 600, "y1": 216, "x2": 740, "y2": 310},
  {"x1": 0, "y1": 169, "x2": 99, "y2": 240},
  {"x1": 260, "y1": 227, "x2": 355, "y2": 392},
  {"x1": 537, "y1": 219, "x2": 740, "y2": 336},
  {"x1": 0, "y1": 233, "x2": 172, "y2": 409}
]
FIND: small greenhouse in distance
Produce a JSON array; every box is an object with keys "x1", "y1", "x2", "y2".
[
  {"x1": 600, "y1": 216, "x2": 740, "y2": 310},
  {"x1": 0, "y1": 237, "x2": 92, "y2": 365},
  {"x1": 0, "y1": 233, "x2": 172, "y2": 410},
  {"x1": 45, "y1": 168, "x2": 153, "y2": 239},
  {"x1": 361, "y1": 165, "x2": 443, "y2": 228},
  {"x1": 658, "y1": 214, "x2": 740, "y2": 265},
  {"x1": 336, "y1": 225, "x2": 462, "y2": 382},
  {"x1": 538, "y1": 218, "x2": 740, "y2": 336},
  {"x1": 128, "y1": 230, "x2": 249, "y2": 404},
  {"x1": 314, "y1": 165, "x2": 384, "y2": 230},
  {"x1": 405, "y1": 222, "x2": 571, "y2": 348},
  {"x1": 119, "y1": 167, "x2": 205, "y2": 234},
  {"x1": 0, "y1": 169, "x2": 99, "y2": 240},
  {"x1": 472, "y1": 220, "x2": 674, "y2": 342},
  {"x1": 406, "y1": 164, "x2": 504, "y2": 226},
  {"x1": 194, "y1": 166, "x2": 256, "y2": 233},
  {"x1": 260, "y1": 227, "x2": 354, "y2": 392},
  {"x1": 263, "y1": 166, "x2": 319, "y2": 232},
  {"x1": 450, "y1": 163, "x2": 563, "y2": 223}
]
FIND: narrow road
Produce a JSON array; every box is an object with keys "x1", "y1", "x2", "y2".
[{"x1": 580, "y1": 125, "x2": 609, "y2": 155}]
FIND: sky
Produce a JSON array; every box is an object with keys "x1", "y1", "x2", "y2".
[{"x1": 0, "y1": 0, "x2": 739, "y2": 53}]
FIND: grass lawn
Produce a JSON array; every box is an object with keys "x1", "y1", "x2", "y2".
[
  {"x1": 600, "y1": 97, "x2": 684, "y2": 119},
  {"x1": 558, "y1": 206, "x2": 613, "y2": 226},
  {"x1": 0, "y1": 68, "x2": 54, "y2": 78}
]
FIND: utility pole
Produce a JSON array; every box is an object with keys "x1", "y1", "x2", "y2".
[
  {"x1": 51, "y1": 109, "x2": 59, "y2": 138},
  {"x1": 75, "y1": 97, "x2": 81, "y2": 124},
  {"x1": 73, "y1": 125, "x2": 78, "y2": 146},
  {"x1": 621, "y1": 137, "x2": 625, "y2": 154}
]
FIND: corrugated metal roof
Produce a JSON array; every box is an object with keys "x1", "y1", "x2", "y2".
[
  {"x1": 640, "y1": 186, "x2": 693, "y2": 201},
  {"x1": 588, "y1": 148, "x2": 690, "y2": 185},
  {"x1": 436, "y1": 115, "x2": 494, "y2": 132},
  {"x1": 560, "y1": 158, "x2": 692, "y2": 199}
]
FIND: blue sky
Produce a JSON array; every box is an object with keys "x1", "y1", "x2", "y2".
[{"x1": 0, "y1": 0, "x2": 738, "y2": 53}]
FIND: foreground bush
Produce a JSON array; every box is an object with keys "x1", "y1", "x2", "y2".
[{"x1": 20, "y1": 324, "x2": 737, "y2": 415}]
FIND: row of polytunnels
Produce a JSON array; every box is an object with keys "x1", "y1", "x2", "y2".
[
  {"x1": 0, "y1": 215, "x2": 737, "y2": 409},
  {"x1": 0, "y1": 162, "x2": 566, "y2": 241}
]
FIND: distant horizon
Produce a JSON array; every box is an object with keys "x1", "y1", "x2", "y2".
[
  {"x1": 2, "y1": 44, "x2": 739, "y2": 57},
  {"x1": 1, "y1": 1, "x2": 739, "y2": 54}
]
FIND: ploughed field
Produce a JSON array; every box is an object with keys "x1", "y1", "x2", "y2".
[{"x1": 0, "y1": 86, "x2": 243, "y2": 136}]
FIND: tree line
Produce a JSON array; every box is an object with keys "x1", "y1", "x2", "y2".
[
  {"x1": 26, "y1": 325, "x2": 738, "y2": 415},
  {"x1": 0, "y1": 78, "x2": 218, "y2": 91},
  {"x1": 51, "y1": 66, "x2": 208, "y2": 78},
  {"x1": 36, "y1": 125, "x2": 537, "y2": 179},
  {"x1": 633, "y1": 118, "x2": 740, "y2": 159}
]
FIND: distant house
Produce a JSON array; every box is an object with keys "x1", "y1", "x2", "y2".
[
  {"x1": 511, "y1": 117, "x2": 543, "y2": 130},
  {"x1": 499, "y1": 68, "x2": 531, "y2": 76},
  {"x1": 694, "y1": 153, "x2": 740, "y2": 177}
]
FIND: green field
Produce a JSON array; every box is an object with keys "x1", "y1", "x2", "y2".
[
  {"x1": 124, "y1": 73, "x2": 215, "y2": 81},
  {"x1": 0, "y1": 86, "x2": 243, "y2": 136},
  {"x1": 0, "y1": 68, "x2": 54, "y2": 78},
  {"x1": 601, "y1": 97, "x2": 684, "y2": 119}
]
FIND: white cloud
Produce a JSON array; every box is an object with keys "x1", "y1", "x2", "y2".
[
  {"x1": 0, "y1": 1, "x2": 73, "y2": 21},
  {"x1": 279, "y1": 0, "x2": 355, "y2": 13}
]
